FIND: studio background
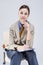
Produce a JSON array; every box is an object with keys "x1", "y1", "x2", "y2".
[{"x1": 0, "y1": 0, "x2": 43, "y2": 65}]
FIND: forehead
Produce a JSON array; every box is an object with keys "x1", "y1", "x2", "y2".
[{"x1": 19, "y1": 8, "x2": 28, "y2": 13}]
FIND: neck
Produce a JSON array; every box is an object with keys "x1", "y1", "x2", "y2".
[{"x1": 19, "y1": 19, "x2": 25, "y2": 24}]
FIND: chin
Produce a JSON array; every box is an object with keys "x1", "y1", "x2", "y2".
[{"x1": 22, "y1": 19, "x2": 25, "y2": 22}]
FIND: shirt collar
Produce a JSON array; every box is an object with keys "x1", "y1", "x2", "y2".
[{"x1": 18, "y1": 21, "x2": 22, "y2": 30}]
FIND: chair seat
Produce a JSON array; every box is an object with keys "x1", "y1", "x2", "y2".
[{"x1": 21, "y1": 59, "x2": 28, "y2": 65}]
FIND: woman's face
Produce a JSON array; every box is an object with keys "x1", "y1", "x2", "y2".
[{"x1": 18, "y1": 8, "x2": 29, "y2": 22}]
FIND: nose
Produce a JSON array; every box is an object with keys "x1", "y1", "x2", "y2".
[{"x1": 22, "y1": 14, "x2": 25, "y2": 18}]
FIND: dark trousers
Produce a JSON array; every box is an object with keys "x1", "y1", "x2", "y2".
[{"x1": 10, "y1": 50, "x2": 38, "y2": 65}]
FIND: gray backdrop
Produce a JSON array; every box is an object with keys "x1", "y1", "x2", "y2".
[{"x1": 0, "y1": 0, "x2": 43, "y2": 65}]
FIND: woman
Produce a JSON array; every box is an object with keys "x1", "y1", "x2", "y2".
[{"x1": 5, "y1": 5, "x2": 38, "y2": 65}]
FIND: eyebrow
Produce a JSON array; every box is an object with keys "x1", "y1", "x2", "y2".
[{"x1": 20, "y1": 11, "x2": 28, "y2": 13}]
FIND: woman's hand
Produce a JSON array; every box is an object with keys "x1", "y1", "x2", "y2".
[
  {"x1": 17, "y1": 44, "x2": 29, "y2": 51},
  {"x1": 23, "y1": 21, "x2": 30, "y2": 32}
]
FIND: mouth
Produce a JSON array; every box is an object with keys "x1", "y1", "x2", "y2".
[{"x1": 21, "y1": 17, "x2": 25, "y2": 19}]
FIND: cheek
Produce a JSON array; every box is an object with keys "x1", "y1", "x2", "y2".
[
  {"x1": 26, "y1": 15, "x2": 28, "y2": 19},
  {"x1": 19, "y1": 14, "x2": 22, "y2": 18},
  {"x1": 24, "y1": 16, "x2": 28, "y2": 19}
]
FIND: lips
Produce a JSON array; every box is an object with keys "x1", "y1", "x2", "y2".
[{"x1": 21, "y1": 17, "x2": 25, "y2": 19}]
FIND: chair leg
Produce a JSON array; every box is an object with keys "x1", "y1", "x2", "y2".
[{"x1": 3, "y1": 52, "x2": 6, "y2": 64}]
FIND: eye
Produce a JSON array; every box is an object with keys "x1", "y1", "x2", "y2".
[
  {"x1": 20, "y1": 12, "x2": 23, "y2": 14},
  {"x1": 25, "y1": 13, "x2": 28, "y2": 15}
]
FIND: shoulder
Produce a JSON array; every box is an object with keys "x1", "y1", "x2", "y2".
[
  {"x1": 9, "y1": 21, "x2": 18, "y2": 30},
  {"x1": 27, "y1": 21, "x2": 34, "y2": 31}
]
